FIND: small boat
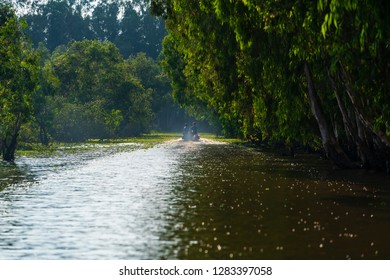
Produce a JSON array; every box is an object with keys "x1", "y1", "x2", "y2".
[{"x1": 182, "y1": 134, "x2": 200, "y2": 141}]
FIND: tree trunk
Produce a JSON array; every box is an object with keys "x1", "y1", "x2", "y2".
[
  {"x1": 304, "y1": 62, "x2": 356, "y2": 168},
  {"x1": 340, "y1": 64, "x2": 390, "y2": 148},
  {"x1": 329, "y1": 72, "x2": 378, "y2": 168},
  {"x1": 2, "y1": 134, "x2": 18, "y2": 161},
  {"x1": 38, "y1": 120, "x2": 49, "y2": 146},
  {"x1": 1, "y1": 115, "x2": 21, "y2": 162}
]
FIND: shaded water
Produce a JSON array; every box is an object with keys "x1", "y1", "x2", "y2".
[{"x1": 0, "y1": 140, "x2": 389, "y2": 259}]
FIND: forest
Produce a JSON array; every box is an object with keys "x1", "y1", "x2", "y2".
[
  {"x1": 1, "y1": 0, "x2": 390, "y2": 174},
  {"x1": 0, "y1": 0, "x2": 185, "y2": 161},
  {"x1": 151, "y1": 0, "x2": 390, "y2": 173}
]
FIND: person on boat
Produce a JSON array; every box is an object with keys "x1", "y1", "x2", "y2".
[
  {"x1": 190, "y1": 122, "x2": 199, "y2": 140},
  {"x1": 190, "y1": 122, "x2": 198, "y2": 135},
  {"x1": 182, "y1": 123, "x2": 190, "y2": 140}
]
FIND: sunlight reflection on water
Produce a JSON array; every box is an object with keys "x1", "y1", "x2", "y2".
[{"x1": 0, "y1": 140, "x2": 389, "y2": 259}]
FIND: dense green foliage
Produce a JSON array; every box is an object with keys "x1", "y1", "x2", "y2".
[
  {"x1": 2, "y1": 0, "x2": 389, "y2": 173},
  {"x1": 34, "y1": 40, "x2": 177, "y2": 142},
  {"x1": 151, "y1": 0, "x2": 390, "y2": 172},
  {"x1": 0, "y1": 1, "x2": 188, "y2": 161}
]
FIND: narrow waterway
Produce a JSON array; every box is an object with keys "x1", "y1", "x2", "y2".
[{"x1": 0, "y1": 140, "x2": 389, "y2": 259}]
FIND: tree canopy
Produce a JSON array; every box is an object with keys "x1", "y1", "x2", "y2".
[
  {"x1": 152, "y1": 0, "x2": 390, "y2": 172},
  {"x1": 35, "y1": 39, "x2": 177, "y2": 142},
  {"x1": 2, "y1": 0, "x2": 389, "y2": 172},
  {"x1": 0, "y1": 1, "x2": 185, "y2": 161}
]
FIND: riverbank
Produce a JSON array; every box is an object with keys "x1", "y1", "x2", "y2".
[
  {"x1": 15, "y1": 133, "x2": 244, "y2": 158},
  {"x1": 15, "y1": 133, "x2": 179, "y2": 157}
]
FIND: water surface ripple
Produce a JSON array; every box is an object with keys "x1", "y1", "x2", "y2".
[{"x1": 0, "y1": 140, "x2": 389, "y2": 259}]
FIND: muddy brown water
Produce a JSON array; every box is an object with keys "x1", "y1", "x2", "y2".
[{"x1": 0, "y1": 139, "x2": 389, "y2": 259}]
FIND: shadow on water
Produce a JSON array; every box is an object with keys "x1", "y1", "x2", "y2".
[
  {"x1": 157, "y1": 142, "x2": 390, "y2": 260},
  {"x1": 0, "y1": 161, "x2": 34, "y2": 192}
]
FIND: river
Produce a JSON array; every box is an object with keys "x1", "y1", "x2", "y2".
[{"x1": 0, "y1": 139, "x2": 389, "y2": 259}]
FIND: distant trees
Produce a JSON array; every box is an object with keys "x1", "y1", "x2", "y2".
[
  {"x1": 20, "y1": 0, "x2": 166, "y2": 59},
  {"x1": 35, "y1": 40, "x2": 173, "y2": 142},
  {"x1": 0, "y1": 1, "x2": 190, "y2": 162},
  {"x1": 0, "y1": 3, "x2": 40, "y2": 161},
  {"x1": 152, "y1": 0, "x2": 390, "y2": 172}
]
